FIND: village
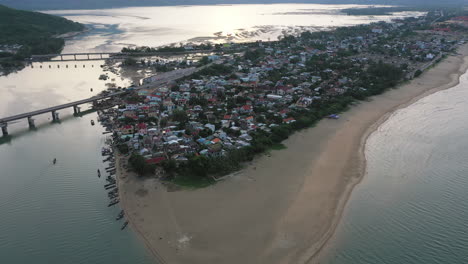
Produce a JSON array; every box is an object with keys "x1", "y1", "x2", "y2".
[{"x1": 101, "y1": 10, "x2": 468, "y2": 184}]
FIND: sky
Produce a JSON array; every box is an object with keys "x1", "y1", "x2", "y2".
[{"x1": 0, "y1": 0, "x2": 465, "y2": 10}]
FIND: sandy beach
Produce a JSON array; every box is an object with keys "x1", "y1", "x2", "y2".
[{"x1": 117, "y1": 43, "x2": 468, "y2": 264}]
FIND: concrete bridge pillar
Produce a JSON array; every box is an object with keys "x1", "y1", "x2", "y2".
[
  {"x1": 27, "y1": 117, "x2": 35, "y2": 128},
  {"x1": 74, "y1": 54, "x2": 77, "y2": 60},
  {"x1": 73, "y1": 105, "x2": 81, "y2": 115},
  {"x1": 60, "y1": 55, "x2": 63, "y2": 61},
  {"x1": 100, "y1": 53, "x2": 103, "y2": 59},
  {"x1": 1, "y1": 123, "x2": 7, "y2": 136},
  {"x1": 52, "y1": 110, "x2": 59, "y2": 121},
  {"x1": 87, "y1": 54, "x2": 90, "y2": 60}
]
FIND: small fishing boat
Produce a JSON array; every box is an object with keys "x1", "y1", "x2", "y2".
[
  {"x1": 108, "y1": 199, "x2": 119, "y2": 207},
  {"x1": 53, "y1": 158, "x2": 57, "y2": 164},
  {"x1": 121, "y1": 221, "x2": 129, "y2": 230},
  {"x1": 116, "y1": 210, "x2": 125, "y2": 220},
  {"x1": 104, "y1": 184, "x2": 116, "y2": 190},
  {"x1": 97, "y1": 169, "x2": 101, "y2": 178},
  {"x1": 91, "y1": 120, "x2": 95, "y2": 126}
]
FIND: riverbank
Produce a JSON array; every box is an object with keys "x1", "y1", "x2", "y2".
[{"x1": 117, "y1": 43, "x2": 468, "y2": 264}]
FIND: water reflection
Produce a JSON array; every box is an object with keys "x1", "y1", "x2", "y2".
[{"x1": 43, "y1": 4, "x2": 425, "y2": 53}]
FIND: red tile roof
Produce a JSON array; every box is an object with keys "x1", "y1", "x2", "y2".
[{"x1": 146, "y1": 157, "x2": 166, "y2": 164}]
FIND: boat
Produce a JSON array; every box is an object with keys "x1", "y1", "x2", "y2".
[
  {"x1": 121, "y1": 221, "x2": 129, "y2": 230},
  {"x1": 116, "y1": 210, "x2": 125, "y2": 220},
  {"x1": 53, "y1": 158, "x2": 57, "y2": 164},
  {"x1": 108, "y1": 199, "x2": 119, "y2": 207},
  {"x1": 106, "y1": 184, "x2": 116, "y2": 188},
  {"x1": 97, "y1": 169, "x2": 101, "y2": 178},
  {"x1": 91, "y1": 120, "x2": 95, "y2": 126},
  {"x1": 105, "y1": 184, "x2": 116, "y2": 190}
]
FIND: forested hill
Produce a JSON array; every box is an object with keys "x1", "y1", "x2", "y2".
[
  {"x1": 0, "y1": 0, "x2": 465, "y2": 10},
  {"x1": 0, "y1": 4, "x2": 84, "y2": 73},
  {"x1": 0, "y1": 4, "x2": 83, "y2": 48}
]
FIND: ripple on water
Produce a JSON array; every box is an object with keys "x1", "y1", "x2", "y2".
[{"x1": 322, "y1": 70, "x2": 468, "y2": 263}]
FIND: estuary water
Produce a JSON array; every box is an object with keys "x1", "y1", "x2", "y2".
[
  {"x1": 44, "y1": 4, "x2": 424, "y2": 53},
  {"x1": 0, "y1": 61, "x2": 153, "y2": 264},
  {"x1": 0, "y1": 4, "x2": 427, "y2": 264},
  {"x1": 321, "y1": 70, "x2": 468, "y2": 263}
]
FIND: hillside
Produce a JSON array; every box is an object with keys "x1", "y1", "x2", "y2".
[
  {"x1": 0, "y1": 0, "x2": 465, "y2": 10},
  {"x1": 0, "y1": 4, "x2": 84, "y2": 54},
  {"x1": 0, "y1": 4, "x2": 84, "y2": 73}
]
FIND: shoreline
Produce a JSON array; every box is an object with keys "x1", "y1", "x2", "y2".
[
  {"x1": 309, "y1": 45, "x2": 468, "y2": 263},
  {"x1": 117, "y1": 43, "x2": 468, "y2": 264},
  {"x1": 55, "y1": 26, "x2": 91, "y2": 39}
]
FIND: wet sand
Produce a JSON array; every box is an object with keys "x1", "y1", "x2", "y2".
[{"x1": 118, "y1": 43, "x2": 468, "y2": 264}]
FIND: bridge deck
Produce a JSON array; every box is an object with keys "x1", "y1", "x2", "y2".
[
  {"x1": 30, "y1": 50, "x2": 213, "y2": 59},
  {"x1": 0, "y1": 91, "x2": 125, "y2": 124}
]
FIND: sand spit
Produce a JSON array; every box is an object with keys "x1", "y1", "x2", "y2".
[{"x1": 118, "y1": 43, "x2": 468, "y2": 264}]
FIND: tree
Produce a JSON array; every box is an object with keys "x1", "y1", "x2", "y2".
[
  {"x1": 414, "y1": 69, "x2": 422, "y2": 77},
  {"x1": 117, "y1": 144, "x2": 129, "y2": 154},
  {"x1": 129, "y1": 153, "x2": 148, "y2": 176},
  {"x1": 162, "y1": 159, "x2": 177, "y2": 176},
  {"x1": 187, "y1": 155, "x2": 210, "y2": 177},
  {"x1": 172, "y1": 109, "x2": 188, "y2": 123},
  {"x1": 123, "y1": 58, "x2": 137, "y2": 66},
  {"x1": 199, "y1": 56, "x2": 210, "y2": 66}
]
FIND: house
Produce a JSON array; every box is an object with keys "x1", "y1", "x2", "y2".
[
  {"x1": 137, "y1": 123, "x2": 148, "y2": 134},
  {"x1": 146, "y1": 157, "x2": 166, "y2": 165},
  {"x1": 240, "y1": 105, "x2": 253, "y2": 114},
  {"x1": 120, "y1": 125, "x2": 134, "y2": 134},
  {"x1": 283, "y1": 117, "x2": 296, "y2": 124}
]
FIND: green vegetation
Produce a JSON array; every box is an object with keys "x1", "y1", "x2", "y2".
[
  {"x1": 244, "y1": 48, "x2": 265, "y2": 61},
  {"x1": 190, "y1": 64, "x2": 233, "y2": 78},
  {"x1": 171, "y1": 174, "x2": 216, "y2": 188},
  {"x1": 122, "y1": 57, "x2": 138, "y2": 66},
  {"x1": 270, "y1": 143, "x2": 287, "y2": 151},
  {"x1": 128, "y1": 153, "x2": 156, "y2": 176},
  {"x1": 0, "y1": 4, "x2": 84, "y2": 73},
  {"x1": 121, "y1": 43, "x2": 214, "y2": 54},
  {"x1": 414, "y1": 69, "x2": 423, "y2": 77}
]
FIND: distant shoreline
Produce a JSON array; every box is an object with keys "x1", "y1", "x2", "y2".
[
  {"x1": 115, "y1": 44, "x2": 468, "y2": 264},
  {"x1": 55, "y1": 27, "x2": 91, "y2": 40}
]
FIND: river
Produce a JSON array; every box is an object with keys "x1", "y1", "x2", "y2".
[
  {"x1": 0, "y1": 4, "x2": 426, "y2": 264},
  {"x1": 321, "y1": 70, "x2": 468, "y2": 263},
  {"x1": 43, "y1": 4, "x2": 424, "y2": 53}
]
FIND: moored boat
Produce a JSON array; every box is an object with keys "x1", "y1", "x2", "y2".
[
  {"x1": 121, "y1": 221, "x2": 129, "y2": 230},
  {"x1": 116, "y1": 210, "x2": 125, "y2": 220},
  {"x1": 108, "y1": 199, "x2": 119, "y2": 207}
]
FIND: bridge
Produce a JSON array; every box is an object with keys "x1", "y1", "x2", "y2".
[
  {"x1": 0, "y1": 90, "x2": 127, "y2": 136},
  {"x1": 30, "y1": 50, "x2": 214, "y2": 62}
]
